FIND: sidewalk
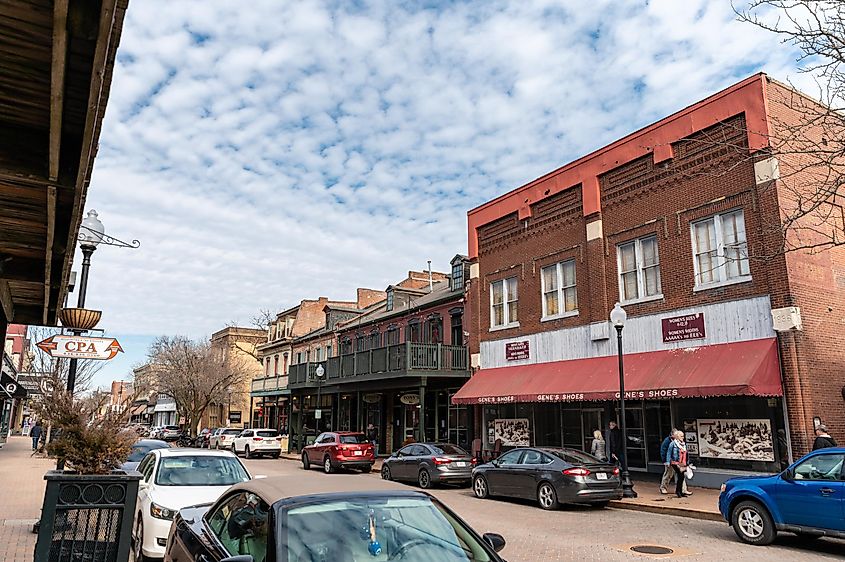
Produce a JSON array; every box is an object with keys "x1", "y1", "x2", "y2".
[
  {"x1": 279, "y1": 451, "x2": 722, "y2": 521},
  {"x1": 0, "y1": 436, "x2": 54, "y2": 562}
]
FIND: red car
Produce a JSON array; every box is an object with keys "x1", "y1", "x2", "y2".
[{"x1": 302, "y1": 431, "x2": 374, "y2": 473}]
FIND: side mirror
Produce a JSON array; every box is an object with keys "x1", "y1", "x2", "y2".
[
  {"x1": 483, "y1": 533, "x2": 506, "y2": 552},
  {"x1": 781, "y1": 468, "x2": 794, "y2": 481},
  {"x1": 491, "y1": 460, "x2": 499, "y2": 468}
]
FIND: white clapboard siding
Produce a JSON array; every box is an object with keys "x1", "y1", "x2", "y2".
[{"x1": 480, "y1": 296, "x2": 775, "y2": 369}]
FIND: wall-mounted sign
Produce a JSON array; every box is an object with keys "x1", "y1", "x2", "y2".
[
  {"x1": 36, "y1": 335, "x2": 123, "y2": 360},
  {"x1": 228, "y1": 411, "x2": 242, "y2": 423},
  {"x1": 661, "y1": 313, "x2": 705, "y2": 342},
  {"x1": 362, "y1": 393, "x2": 381, "y2": 404},
  {"x1": 505, "y1": 341, "x2": 530, "y2": 361},
  {"x1": 399, "y1": 393, "x2": 420, "y2": 405}
]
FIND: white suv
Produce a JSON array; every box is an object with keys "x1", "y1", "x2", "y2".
[
  {"x1": 209, "y1": 427, "x2": 241, "y2": 450},
  {"x1": 232, "y1": 429, "x2": 281, "y2": 458}
]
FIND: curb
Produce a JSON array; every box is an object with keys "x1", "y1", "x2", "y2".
[{"x1": 608, "y1": 500, "x2": 724, "y2": 522}]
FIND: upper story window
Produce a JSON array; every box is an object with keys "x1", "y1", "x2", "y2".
[
  {"x1": 407, "y1": 320, "x2": 421, "y2": 343},
  {"x1": 385, "y1": 325, "x2": 400, "y2": 345},
  {"x1": 541, "y1": 260, "x2": 577, "y2": 319},
  {"x1": 314, "y1": 347, "x2": 322, "y2": 362},
  {"x1": 451, "y1": 262, "x2": 464, "y2": 292},
  {"x1": 340, "y1": 338, "x2": 352, "y2": 355},
  {"x1": 265, "y1": 358, "x2": 271, "y2": 375},
  {"x1": 691, "y1": 209, "x2": 750, "y2": 288},
  {"x1": 490, "y1": 277, "x2": 518, "y2": 329},
  {"x1": 368, "y1": 330, "x2": 380, "y2": 349},
  {"x1": 273, "y1": 355, "x2": 279, "y2": 375},
  {"x1": 386, "y1": 289, "x2": 394, "y2": 312},
  {"x1": 617, "y1": 236, "x2": 662, "y2": 303},
  {"x1": 326, "y1": 344, "x2": 333, "y2": 358},
  {"x1": 356, "y1": 334, "x2": 366, "y2": 352}
]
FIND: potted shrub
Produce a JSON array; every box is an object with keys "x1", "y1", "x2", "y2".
[{"x1": 33, "y1": 382, "x2": 140, "y2": 562}]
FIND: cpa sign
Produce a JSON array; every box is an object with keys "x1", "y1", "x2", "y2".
[{"x1": 36, "y1": 335, "x2": 123, "y2": 361}]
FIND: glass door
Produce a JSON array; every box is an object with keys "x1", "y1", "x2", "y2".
[
  {"x1": 645, "y1": 401, "x2": 672, "y2": 467},
  {"x1": 582, "y1": 409, "x2": 603, "y2": 453},
  {"x1": 623, "y1": 402, "x2": 646, "y2": 470}
]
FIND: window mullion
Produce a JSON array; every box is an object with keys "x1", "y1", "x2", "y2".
[
  {"x1": 635, "y1": 239, "x2": 644, "y2": 299},
  {"x1": 714, "y1": 214, "x2": 726, "y2": 282},
  {"x1": 557, "y1": 263, "x2": 564, "y2": 312}
]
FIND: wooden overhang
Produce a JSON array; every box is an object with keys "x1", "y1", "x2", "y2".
[{"x1": 0, "y1": 0, "x2": 129, "y2": 326}]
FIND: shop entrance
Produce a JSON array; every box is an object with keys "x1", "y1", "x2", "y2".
[{"x1": 582, "y1": 409, "x2": 603, "y2": 453}]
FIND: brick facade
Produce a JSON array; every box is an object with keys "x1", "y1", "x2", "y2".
[{"x1": 465, "y1": 74, "x2": 845, "y2": 459}]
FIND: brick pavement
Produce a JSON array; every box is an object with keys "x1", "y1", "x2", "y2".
[{"x1": 0, "y1": 436, "x2": 54, "y2": 562}]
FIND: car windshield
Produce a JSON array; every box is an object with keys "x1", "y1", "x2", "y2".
[
  {"x1": 155, "y1": 456, "x2": 250, "y2": 486},
  {"x1": 281, "y1": 496, "x2": 493, "y2": 561},
  {"x1": 430, "y1": 444, "x2": 468, "y2": 456},
  {"x1": 339, "y1": 434, "x2": 367, "y2": 444},
  {"x1": 127, "y1": 442, "x2": 167, "y2": 462},
  {"x1": 223, "y1": 429, "x2": 241, "y2": 435},
  {"x1": 546, "y1": 449, "x2": 599, "y2": 465},
  {"x1": 257, "y1": 430, "x2": 278, "y2": 437}
]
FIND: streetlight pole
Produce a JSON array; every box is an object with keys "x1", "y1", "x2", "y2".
[
  {"x1": 610, "y1": 302, "x2": 637, "y2": 499},
  {"x1": 314, "y1": 364, "x2": 325, "y2": 433}
]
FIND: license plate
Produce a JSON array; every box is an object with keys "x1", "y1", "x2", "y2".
[
  {"x1": 455, "y1": 462, "x2": 467, "y2": 467},
  {"x1": 596, "y1": 472, "x2": 608, "y2": 480},
  {"x1": 353, "y1": 450, "x2": 363, "y2": 456}
]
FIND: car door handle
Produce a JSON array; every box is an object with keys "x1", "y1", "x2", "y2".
[{"x1": 820, "y1": 488, "x2": 836, "y2": 495}]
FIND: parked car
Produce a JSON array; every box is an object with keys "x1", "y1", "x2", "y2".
[
  {"x1": 209, "y1": 427, "x2": 242, "y2": 450},
  {"x1": 160, "y1": 425, "x2": 183, "y2": 442},
  {"x1": 149, "y1": 426, "x2": 163, "y2": 439},
  {"x1": 164, "y1": 477, "x2": 508, "y2": 562},
  {"x1": 381, "y1": 442, "x2": 474, "y2": 488},
  {"x1": 301, "y1": 431, "x2": 374, "y2": 473},
  {"x1": 121, "y1": 439, "x2": 170, "y2": 472},
  {"x1": 132, "y1": 448, "x2": 254, "y2": 561},
  {"x1": 232, "y1": 428, "x2": 282, "y2": 459},
  {"x1": 719, "y1": 447, "x2": 845, "y2": 545},
  {"x1": 472, "y1": 446, "x2": 622, "y2": 510}
]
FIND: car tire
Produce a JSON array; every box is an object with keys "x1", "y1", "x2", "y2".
[
  {"x1": 133, "y1": 514, "x2": 149, "y2": 562},
  {"x1": 473, "y1": 475, "x2": 489, "y2": 499},
  {"x1": 537, "y1": 482, "x2": 559, "y2": 510},
  {"x1": 232, "y1": 443, "x2": 238, "y2": 455},
  {"x1": 731, "y1": 500, "x2": 776, "y2": 546},
  {"x1": 381, "y1": 465, "x2": 392, "y2": 480},
  {"x1": 302, "y1": 453, "x2": 310, "y2": 470},
  {"x1": 363, "y1": 463, "x2": 373, "y2": 473},
  {"x1": 272, "y1": 452, "x2": 281, "y2": 459},
  {"x1": 324, "y1": 456, "x2": 334, "y2": 474},
  {"x1": 245, "y1": 446, "x2": 252, "y2": 459},
  {"x1": 418, "y1": 469, "x2": 432, "y2": 489}
]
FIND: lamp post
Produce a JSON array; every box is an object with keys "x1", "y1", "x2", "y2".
[
  {"x1": 610, "y1": 302, "x2": 637, "y2": 498},
  {"x1": 314, "y1": 364, "x2": 325, "y2": 432}
]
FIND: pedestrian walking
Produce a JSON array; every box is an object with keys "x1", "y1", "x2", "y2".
[
  {"x1": 30, "y1": 421, "x2": 42, "y2": 451},
  {"x1": 590, "y1": 429, "x2": 607, "y2": 461},
  {"x1": 606, "y1": 420, "x2": 623, "y2": 465},
  {"x1": 812, "y1": 424, "x2": 837, "y2": 450},
  {"x1": 659, "y1": 429, "x2": 687, "y2": 495},
  {"x1": 667, "y1": 430, "x2": 692, "y2": 498},
  {"x1": 367, "y1": 423, "x2": 380, "y2": 457}
]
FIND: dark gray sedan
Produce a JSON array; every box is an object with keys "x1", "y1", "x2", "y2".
[
  {"x1": 472, "y1": 447, "x2": 622, "y2": 510},
  {"x1": 381, "y1": 442, "x2": 474, "y2": 488}
]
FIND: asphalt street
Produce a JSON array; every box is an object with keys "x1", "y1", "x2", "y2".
[{"x1": 241, "y1": 456, "x2": 845, "y2": 562}]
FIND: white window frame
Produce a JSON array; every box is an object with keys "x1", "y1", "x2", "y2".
[
  {"x1": 540, "y1": 260, "x2": 579, "y2": 321},
  {"x1": 691, "y1": 209, "x2": 751, "y2": 290},
  {"x1": 616, "y1": 235, "x2": 663, "y2": 304},
  {"x1": 489, "y1": 277, "x2": 519, "y2": 330}
]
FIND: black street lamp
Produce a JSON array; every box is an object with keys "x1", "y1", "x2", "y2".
[
  {"x1": 314, "y1": 363, "x2": 325, "y2": 432},
  {"x1": 610, "y1": 302, "x2": 637, "y2": 499}
]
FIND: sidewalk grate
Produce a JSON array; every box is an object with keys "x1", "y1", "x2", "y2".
[{"x1": 631, "y1": 545, "x2": 674, "y2": 554}]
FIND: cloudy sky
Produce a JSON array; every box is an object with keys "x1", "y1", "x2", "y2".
[{"x1": 77, "y1": 0, "x2": 808, "y2": 387}]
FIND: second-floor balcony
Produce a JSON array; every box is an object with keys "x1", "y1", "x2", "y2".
[
  {"x1": 288, "y1": 342, "x2": 469, "y2": 388},
  {"x1": 250, "y1": 374, "x2": 289, "y2": 395}
]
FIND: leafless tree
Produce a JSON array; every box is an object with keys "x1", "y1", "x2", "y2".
[
  {"x1": 726, "y1": 1, "x2": 845, "y2": 254},
  {"x1": 146, "y1": 336, "x2": 254, "y2": 437}
]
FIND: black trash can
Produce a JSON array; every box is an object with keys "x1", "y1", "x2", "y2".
[{"x1": 34, "y1": 470, "x2": 141, "y2": 562}]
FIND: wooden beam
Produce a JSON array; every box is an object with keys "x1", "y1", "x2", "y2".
[
  {"x1": 0, "y1": 279, "x2": 13, "y2": 322},
  {"x1": 43, "y1": 185, "x2": 56, "y2": 324},
  {"x1": 49, "y1": 0, "x2": 70, "y2": 182}
]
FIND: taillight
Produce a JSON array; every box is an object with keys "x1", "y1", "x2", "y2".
[
  {"x1": 613, "y1": 467, "x2": 620, "y2": 476},
  {"x1": 433, "y1": 457, "x2": 452, "y2": 466},
  {"x1": 563, "y1": 467, "x2": 590, "y2": 477},
  {"x1": 471, "y1": 457, "x2": 478, "y2": 465},
  {"x1": 253, "y1": 437, "x2": 263, "y2": 441}
]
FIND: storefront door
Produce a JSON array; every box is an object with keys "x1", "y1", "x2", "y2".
[
  {"x1": 582, "y1": 409, "x2": 603, "y2": 453},
  {"x1": 624, "y1": 402, "x2": 646, "y2": 470},
  {"x1": 404, "y1": 404, "x2": 419, "y2": 442}
]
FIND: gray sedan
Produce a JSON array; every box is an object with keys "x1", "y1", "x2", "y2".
[
  {"x1": 472, "y1": 447, "x2": 623, "y2": 509},
  {"x1": 381, "y1": 442, "x2": 474, "y2": 488}
]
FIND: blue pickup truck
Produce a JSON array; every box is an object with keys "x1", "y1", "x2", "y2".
[{"x1": 719, "y1": 447, "x2": 845, "y2": 545}]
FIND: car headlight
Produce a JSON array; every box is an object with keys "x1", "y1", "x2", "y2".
[
  {"x1": 151, "y1": 502, "x2": 176, "y2": 520},
  {"x1": 720, "y1": 483, "x2": 727, "y2": 493}
]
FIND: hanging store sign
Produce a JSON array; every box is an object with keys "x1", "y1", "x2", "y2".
[
  {"x1": 362, "y1": 393, "x2": 381, "y2": 404},
  {"x1": 399, "y1": 393, "x2": 420, "y2": 405},
  {"x1": 505, "y1": 341, "x2": 530, "y2": 361},
  {"x1": 36, "y1": 335, "x2": 124, "y2": 360},
  {"x1": 661, "y1": 313, "x2": 705, "y2": 342}
]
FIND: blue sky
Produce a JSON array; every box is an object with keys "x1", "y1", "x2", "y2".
[{"x1": 76, "y1": 0, "x2": 808, "y2": 388}]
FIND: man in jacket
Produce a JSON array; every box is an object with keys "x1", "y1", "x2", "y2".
[
  {"x1": 606, "y1": 421, "x2": 623, "y2": 465},
  {"x1": 813, "y1": 425, "x2": 838, "y2": 450},
  {"x1": 30, "y1": 421, "x2": 42, "y2": 451}
]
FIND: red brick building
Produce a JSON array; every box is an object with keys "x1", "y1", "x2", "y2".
[{"x1": 455, "y1": 74, "x2": 845, "y2": 485}]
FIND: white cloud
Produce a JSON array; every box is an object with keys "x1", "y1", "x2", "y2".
[{"x1": 81, "y1": 0, "x2": 808, "y2": 346}]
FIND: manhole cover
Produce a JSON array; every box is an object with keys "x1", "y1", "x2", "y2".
[{"x1": 631, "y1": 545, "x2": 674, "y2": 555}]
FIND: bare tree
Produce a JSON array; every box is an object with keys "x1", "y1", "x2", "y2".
[
  {"x1": 727, "y1": 1, "x2": 845, "y2": 254},
  {"x1": 146, "y1": 336, "x2": 253, "y2": 437}
]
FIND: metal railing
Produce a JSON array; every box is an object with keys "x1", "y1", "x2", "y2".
[
  {"x1": 287, "y1": 342, "x2": 468, "y2": 387},
  {"x1": 250, "y1": 375, "x2": 289, "y2": 393}
]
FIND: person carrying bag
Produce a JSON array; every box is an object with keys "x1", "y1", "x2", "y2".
[{"x1": 666, "y1": 430, "x2": 692, "y2": 498}]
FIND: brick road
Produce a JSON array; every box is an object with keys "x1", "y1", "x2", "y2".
[
  {"x1": 2, "y1": 437, "x2": 842, "y2": 562},
  {"x1": 0, "y1": 436, "x2": 54, "y2": 562}
]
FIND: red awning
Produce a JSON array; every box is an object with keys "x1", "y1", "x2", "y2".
[{"x1": 452, "y1": 338, "x2": 782, "y2": 405}]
